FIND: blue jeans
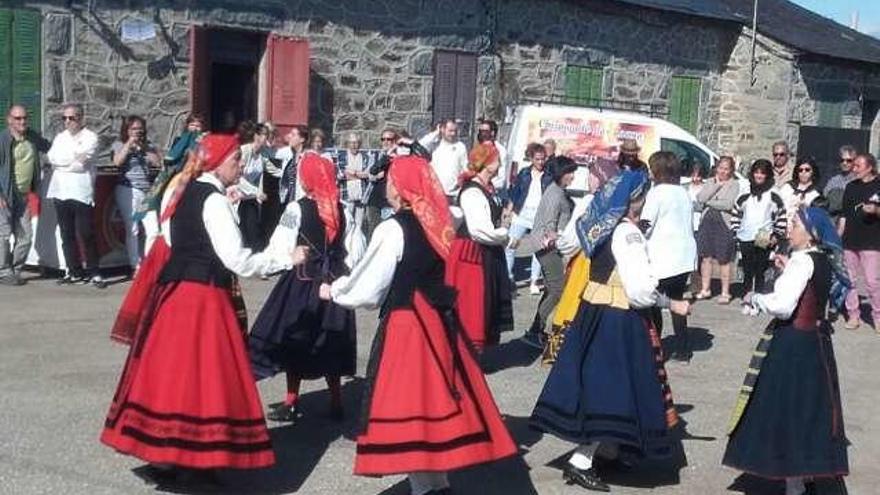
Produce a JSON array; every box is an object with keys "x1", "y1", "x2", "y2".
[{"x1": 506, "y1": 221, "x2": 541, "y2": 284}]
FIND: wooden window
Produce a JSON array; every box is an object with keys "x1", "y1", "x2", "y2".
[
  {"x1": 432, "y1": 50, "x2": 477, "y2": 137},
  {"x1": 0, "y1": 8, "x2": 41, "y2": 129},
  {"x1": 564, "y1": 66, "x2": 603, "y2": 106},
  {"x1": 669, "y1": 76, "x2": 701, "y2": 134},
  {"x1": 817, "y1": 100, "x2": 843, "y2": 128}
]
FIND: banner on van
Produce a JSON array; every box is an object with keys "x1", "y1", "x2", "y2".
[{"x1": 528, "y1": 117, "x2": 658, "y2": 164}]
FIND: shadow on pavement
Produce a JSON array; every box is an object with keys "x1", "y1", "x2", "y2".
[
  {"x1": 480, "y1": 338, "x2": 542, "y2": 375},
  {"x1": 727, "y1": 473, "x2": 849, "y2": 494}
]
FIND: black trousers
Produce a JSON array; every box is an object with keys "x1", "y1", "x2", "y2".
[
  {"x1": 654, "y1": 272, "x2": 690, "y2": 351},
  {"x1": 739, "y1": 241, "x2": 770, "y2": 295},
  {"x1": 54, "y1": 199, "x2": 99, "y2": 278}
]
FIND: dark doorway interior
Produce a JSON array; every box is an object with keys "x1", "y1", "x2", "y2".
[
  {"x1": 211, "y1": 62, "x2": 258, "y2": 132},
  {"x1": 195, "y1": 28, "x2": 265, "y2": 132}
]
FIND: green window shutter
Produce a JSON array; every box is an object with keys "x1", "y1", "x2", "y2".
[
  {"x1": 565, "y1": 66, "x2": 603, "y2": 106},
  {"x1": 669, "y1": 76, "x2": 701, "y2": 134},
  {"x1": 817, "y1": 101, "x2": 843, "y2": 128},
  {"x1": 0, "y1": 9, "x2": 13, "y2": 117},
  {"x1": 11, "y1": 9, "x2": 41, "y2": 130}
]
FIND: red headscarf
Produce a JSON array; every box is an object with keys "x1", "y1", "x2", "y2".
[
  {"x1": 459, "y1": 141, "x2": 500, "y2": 186},
  {"x1": 160, "y1": 133, "x2": 239, "y2": 223},
  {"x1": 298, "y1": 152, "x2": 341, "y2": 243},
  {"x1": 388, "y1": 155, "x2": 455, "y2": 259}
]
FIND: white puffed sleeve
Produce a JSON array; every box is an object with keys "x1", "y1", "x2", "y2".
[
  {"x1": 263, "y1": 202, "x2": 302, "y2": 263},
  {"x1": 611, "y1": 222, "x2": 662, "y2": 309},
  {"x1": 331, "y1": 219, "x2": 403, "y2": 309},
  {"x1": 751, "y1": 251, "x2": 814, "y2": 319},
  {"x1": 202, "y1": 190, "x2": 293, "y2": 277},
  {"x1": 460, "y1": 187, "x2": 508, "y2": 245},
  {"x1": 557, "y1": 194, "x2": 592, "y2": 257},
  {"x1": 342, "y1": 207, "x2": 367, "y2": 269}
]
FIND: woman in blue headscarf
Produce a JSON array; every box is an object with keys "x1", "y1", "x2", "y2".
[
  {"x1": 530, "y1": 170, "x2": 690, "y2": 492},
  {"x1": 724, "y1": 206, "x2": 850, "y2": 495}
]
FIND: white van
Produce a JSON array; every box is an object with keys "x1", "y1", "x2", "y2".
[{"x1": 503, "y1": 103, "x2": 724, "y2": 193}]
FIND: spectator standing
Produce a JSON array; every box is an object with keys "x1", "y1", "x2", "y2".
[
  {"x1": 618, "y1": 139, "x2": 648, "y2": 171},
  {"x1": 840, "y1": 153, "x2": 880, "y2": 332},
  {"x1": 731, "y1": 159, "x2": 787, "y2": 310},
  {"x1": 770, "y1": 141, "x2": 793, "y2": 190},
  {"x1": 235, "y1": 122, "x2": 273, "y2": 250},
  {"x1": 364, "y1": 129, "x2": 398, "y2": 237},
  {"x1": 46, "y1": 103, "x2": 104, "y2": 288},
  {"x1": 0, "y1": 105, "x2": 50, "y2": 286},
  {"x1": 273, "y1": 125, "x2": 308, "y2": 204},
  {"x1": 478, "y1": 119, "x2": 511, "y2": 202},
  {"x1": 694, "y1": 156, "x2": 740, "y2": 304},
  {"x1": 337, "y1": 133, "x2": 372, "y2": 235},
  {"x1": 506, "y1": 143, "x2": 552, "y2": 295},
  {"x1": 163, "y1": 113, "x2": 204, "y2": 173},
  {"x1": 823, "y1": 145, "x2": 858, "y2": 220},
  {"x1": 419, "y1": 120, "x2": 468, "y2": 202},
  {"x1": 778, "y1": 157, "x2": 827, "y2": 221},
  {"x1": 642, "y1": 151, "x2": 698, "y2": 361},
  {"x1": 112, "y1": 115, "x2": 162, "y2": 271},
  {"x1": 514, "y1": 157, "x2": 578, "y2": 349}
]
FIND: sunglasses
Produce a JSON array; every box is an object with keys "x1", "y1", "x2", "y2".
[
  {"x1": 62, "y1": 115, "x2": 79, "y2": 122},
  {"x1": 380, "y1": 137, "x2": 395, "y2": 142},
  {"x1": 841, "y1": 158, "x2": 854, "y2": 163},
  {"x1": 10, "y1": 115, "x2": 26, "y2": 121},
  {"x1": 797, "y1": 167, "x2": 813, "y2": 173},
  {"x1": 772, "y1": 153, "x2": 787, "y2": 157}
]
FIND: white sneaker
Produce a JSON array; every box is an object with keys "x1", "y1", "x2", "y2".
[
  {"x1": 529, "y1": 284, "x2": 542, "y2": 296},
  {"x1": 741, "y1": 304, "x2": 751, "y2": 316}
]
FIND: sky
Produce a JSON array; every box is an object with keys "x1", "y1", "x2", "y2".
[{"x1": 792, "y1": 0, "x2": 880, "y2": 39}]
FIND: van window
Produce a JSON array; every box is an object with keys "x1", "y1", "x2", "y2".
[{"x1": 660, "y1": 138, "x2": 711, "y2": 177}]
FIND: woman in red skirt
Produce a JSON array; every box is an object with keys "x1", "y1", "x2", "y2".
[
  {"x1": 320, "y1": 153, "x2": 517, "y2": 495},
  {"x1": 101, "y1": 134, "x2": 306, "y2": 482},
  {"x1": 445, "y1": 142, "x2": 514, "y2": 350}
]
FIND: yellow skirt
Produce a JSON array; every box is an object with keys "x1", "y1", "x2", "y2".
[{"x1": 542, "y1": 253, "x2": 591, "y2": 365}]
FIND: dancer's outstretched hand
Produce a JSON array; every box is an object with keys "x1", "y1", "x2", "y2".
[
  {"x1": 319, "y1": 283, "x2": 332, "y2": 301},
  {"x1": 290, "y1": 246, "x2": 309, "y2": 266},
  {"x1": 670, "y1": 300, "x2": 690, "y2": 316}
]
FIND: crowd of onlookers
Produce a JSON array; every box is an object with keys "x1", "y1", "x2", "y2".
[{"x1": 1, "y1": 102, "x2": 878, "y2": 337}]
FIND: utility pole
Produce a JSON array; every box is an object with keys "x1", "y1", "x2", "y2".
[{"x1": 749, "y1": 0, "x2": 759, "y2": 87}]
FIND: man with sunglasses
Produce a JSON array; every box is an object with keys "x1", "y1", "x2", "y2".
[
  {"x1": 770, "y1": 141, "x2": 793, "y2": 191},
  {"x1": 824, "y1": 145, "x2": 858, "y2": 220},
  {"x1": 0, "y1": 105, "x2": 50, "y2": 285},
  {"x1": 46, "y1": 103, "x2": 103, "y2": 287}
]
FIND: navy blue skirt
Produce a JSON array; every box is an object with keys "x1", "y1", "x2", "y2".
[
  {"x1": 530, "y1": 302, "x2": 678, "y2": 458},
  {"x1": 723, "y1": 323, "x2": 848, "y2": 479},
  {"x1": 248, "y1": 270, "x2": 356, "y2": 380}
]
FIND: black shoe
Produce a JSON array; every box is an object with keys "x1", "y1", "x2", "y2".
[
  {"x1": 520, "y1": 331, "x2": 546, "y2": 350},
  {"x1": 563, "y1": 465, "x2": 610, "y2": 492},
  {"x1": 668, "y1": 349, "x2": 692, "y2": 363},
  {"x1": 266, "y1": 404, "x2": 298, "y2": 422},
  {"x1": 0, "y1": 274, "x2": 24, "y2": 286},
  {"x1": 134, "y1": 464, "x2": 180, "y2": 486}
]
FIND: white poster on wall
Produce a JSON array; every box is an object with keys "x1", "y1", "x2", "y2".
[{"x1": 120, "y1": 19, "x2": 157, "y2": 42}]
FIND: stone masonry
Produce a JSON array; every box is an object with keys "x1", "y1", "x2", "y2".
[{"x1": 19, "y1": 0, "x2": 880, "y2": 163}]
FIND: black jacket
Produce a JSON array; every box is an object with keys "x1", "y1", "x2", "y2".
[{"x1": 0, "y1": 128, "x2": 50, "y2": 215}]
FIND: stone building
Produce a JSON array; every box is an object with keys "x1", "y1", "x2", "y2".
[{"x1": 2, "y1": 0, "x2": 880, "y2": 169}]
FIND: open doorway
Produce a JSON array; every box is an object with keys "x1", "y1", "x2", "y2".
[{"x1": 190, "y1": 28, "x2": 266, "y2": 133}]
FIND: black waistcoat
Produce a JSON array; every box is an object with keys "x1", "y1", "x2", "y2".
[
  {"x1": 159, "y1": 180, "x2": 234, "y2": 288},
  {"x1": 296, "y1": 197, "x2": 348, "y2": 280}
]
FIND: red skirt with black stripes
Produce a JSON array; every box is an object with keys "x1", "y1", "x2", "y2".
[
  {"x1": 354, "y1": 291, "x2": 517, "y2": 475},
  {"x1": 100, "y1": 281, "x2": 274, "y2": 469}
]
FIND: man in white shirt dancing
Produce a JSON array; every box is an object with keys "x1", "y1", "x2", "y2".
[
  {"x1": 419, "y1": 120, "x2": 468, "y2": 203},
  {"x1": 47, "y1": 103, "x2": 104, "y2": 288}
]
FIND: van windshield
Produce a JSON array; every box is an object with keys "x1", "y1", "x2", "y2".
[{"x1": 660, "y1": 138, "x2": 711, "y2": 177}]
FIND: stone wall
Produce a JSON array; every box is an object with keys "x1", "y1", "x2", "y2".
[{"x1": 21, "y1": 0, "x2": 880, "y2": 163}]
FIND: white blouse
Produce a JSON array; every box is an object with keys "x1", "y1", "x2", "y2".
[
  {"x1": 611, "y1": 220, "x2": 664, "y2": 309},
  {"x1": 165, "y1": 174, "x2": 293, "y2": 278},
  {"x1": 751, "y1": 249, "x2": 815, "y2": 319},
  {"x1": 641, "y1": 183, "x2": 697, "y2": 279},
  {"x1": 265, "y1": 200, "x2": 360, "y2": 270},
  {"x1": 330, "y1": 219, "x2": 403, "y2": 309},
  {"x1": 459, "y1": 181, "x2": 509, "y2": 246}
]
